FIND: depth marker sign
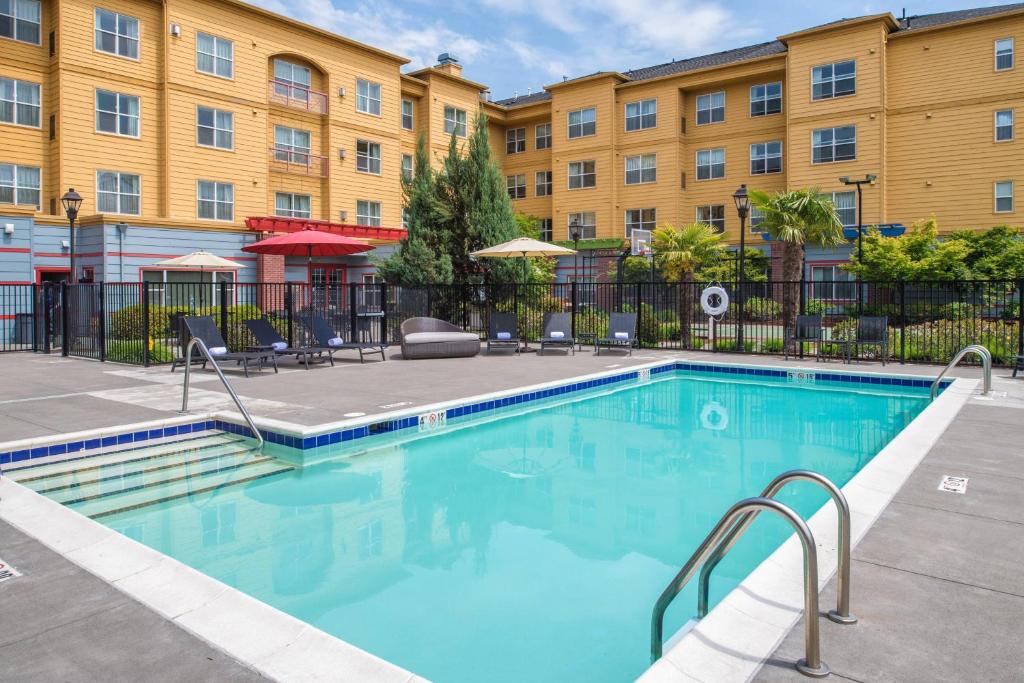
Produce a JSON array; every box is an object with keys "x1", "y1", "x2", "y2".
[{"x1": 0, "y1": 558, "x2": 21, "y2": 584}]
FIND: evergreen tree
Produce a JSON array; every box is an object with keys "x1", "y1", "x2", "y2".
[{"x1": 465, "y1": 113, "x2": 520, "y2": 283}]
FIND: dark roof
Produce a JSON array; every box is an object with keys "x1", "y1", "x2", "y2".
[{"x1": 492, "y1": 3, "x2": 1024, "y2": 106}]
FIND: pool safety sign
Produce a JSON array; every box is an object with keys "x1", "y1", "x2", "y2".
[
  {"x1": 418, "y1": 409, "x2": 447, "y2": 432},
  {"x1": 0, "y1": 558, "x2": 21, "y2": 584},
  {"x1": 787, "y1": 370, "x2": 816, "y2": 385},
  {"x1": 938, "y1": 475, "x2": 968, "y2": 494},
  {"x1": 637, "y1": 368, "x2": 651, "y2": 383}
]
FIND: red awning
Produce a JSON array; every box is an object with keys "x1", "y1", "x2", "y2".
[{"x1": 245, "y1": 216, "x2": 406, "y2": 242}]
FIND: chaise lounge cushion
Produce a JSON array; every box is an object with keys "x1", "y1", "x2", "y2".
[{"x1": 404, "y1": 331, "x2": 481, "y2": 345}]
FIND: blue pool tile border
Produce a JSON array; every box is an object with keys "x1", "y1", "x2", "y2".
[{"x1": 0, "y1": 363, "x2": 954, "y2": 466}]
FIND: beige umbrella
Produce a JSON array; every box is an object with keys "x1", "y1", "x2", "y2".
[
  {"x1": 153, "y1": 250, "x2": 246, "y2": 271},
  {"x1": 471, "y1": 237, "x2": 575, "y2": 282}
]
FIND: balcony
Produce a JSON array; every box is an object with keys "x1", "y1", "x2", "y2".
[
  {"x1": 268, "y1": 79, "x2": 329, "y2": 115},
  {"x1": 268, "y1": 147, "x2": 329, "y2": 178}
]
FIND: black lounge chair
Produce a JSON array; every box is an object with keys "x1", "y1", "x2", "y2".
[
  {"x1": 486, "y1": 312, "x2": 521, "y2": 353},
  {"x1": 846, "y1": 316, "x2": 889, "y2": 365},
  {"x1": 170, "y1": 311, "x2": 206, "y2": 372},
  {"x1": 302, "y1": 315, "x2": 387, "y2": 363},
  {"x1": 785, "y1": 315, "x2": 824, "y2": 361},
  {"x1": 595, "y1": 312, "x2": 637, "y2": 356},
  {"x1": 538, "y1": 312, "x2": 575, "y2": 355},
  {"x1": 244, "y1": 317, "x2": 332, "y2": 369},
  {"x1": 182, "y1": 316, "x2": 277, "y2": 377}
]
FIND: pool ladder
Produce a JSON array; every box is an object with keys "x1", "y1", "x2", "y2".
[
  {"x1": 930, "y1": 344, "x2": 991, "y2": 400},
  {"x1": 650, "y1": 470, "x2": 857, "y2": 678},
  {"x1": 180, "y1": 337, "x2": 265, "y2": 450}
]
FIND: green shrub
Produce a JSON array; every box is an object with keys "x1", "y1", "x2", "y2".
[
  {"x1": 804, "y1": 299, "x2": 826, "y2": 316},
  {"x1": 938, "y1": 302, "x2": 971, "y2": 320},
  {"x1": 760, "y1": 338, "x2": 785, "y2": 353},
  {"x1": 106, "y1": 340, "x2": 174, "y2": 364},
  {"x1": 713, "y1": 338, "x2": 756, "y2": 353},
  {"x1": 743, "y1": 296, "x2": 781, "y2": 321}
]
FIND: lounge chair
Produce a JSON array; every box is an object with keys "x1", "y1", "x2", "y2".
[
  {"x1": 302, "y1": 315, "x2": 387, "y2": 363},
  {"x1": 846, "y1": 316, "x2": 889, "y2": 365},
  {"x1": 170, "y1": 312, "x2": 206, "y2": 372},
  {"x1": 244, "y1": 317, "x2": 333, "y2": 369},
  {"x1": 182, "y1": 316, "x2": 277, "y2": 377},
  {"x1": 486, "y1": 312, "x2": 521, "y2": 353},
  {"x1": 538, "y1": 312, "x2": 575, "y2": 356},
  {"x1": 784, "y1": 315, "x2": 824, "y2": 361},
  {"x1": 595, "y1": 312, "x2": 637, "y2": 356},
  {"x1": 400, "y1": 317, "x2": 480, "y2": 359}
]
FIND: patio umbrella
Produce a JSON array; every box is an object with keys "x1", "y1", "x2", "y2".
[
  {"x1": 152, "y1": 250, "x2": 246, "y2": 309},
  {"x1": 471, "y1": 237, "x2": 575, "y2": 283},
  {"x1": 242, "y1": 226, "x2": 373, "y2": 268}
]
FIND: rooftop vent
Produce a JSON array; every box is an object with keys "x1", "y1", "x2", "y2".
[{"x1": 437, "y1": 52, "x2": 459, "y2": 65}]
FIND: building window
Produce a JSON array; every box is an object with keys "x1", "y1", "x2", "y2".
[
  {"x1": 812, "y1": 126, "x2": 856, "y2": 163},
  {"x1": 696, "y1": 91, "x2": 724, "y2": 125},
  {"x1": 750, "y1": 82, "x2": 782, "y2": 117},
  {"x1": 356, "y1": 140, "x2": 381, "y2": 174},
  {"x1": 401, "y1": 153, "x2": 412, "y2": 181},
  {"x1": 536, "y1": 170, "x2": 552, "y2": 196},
  {"x1": 625, "y1": 154, "x2": 656, "y2": 184},
  {"x1": 401, "y1": 98, "x2": 413, "y2": 129},
  {"x1": 197, "y1": 180, "x2": 232, "y2": 221},
  {"x1": 696, "y1": 205, "x2": 725, "y2": 232},
  {"x1": 696, "y1": 148, "x2": 725, "y2": 180},
  {"x1": 356, "y1": 79, "x2": 381, "y2": 115},
  {"x1": 506, "y1": 127, "x2": 526, "y2": 154},
  {"x1": 750, "y1": 141, "x2": 782, "y2": 175},
  {"x1": 0, "y1": 163, "x2": 39, "y2": 207},
  {"x1": 197, "y1": 106, "x2": 232, "y2": 149},
  {"x1": 625, "y1": 208, "x2": 656, "y2": 238},
  {"x1": 567, "y1": 107, "x2": 596, "y2": 138},
  {"x1": 831, "y1": 191, "x2": 856, "y2": 227},
  {"x1": 273, "y1": 59, "x2": 312, "y2": 102},
  {"x1": 506, "y1": 174, "x2": 526, "y2": 199},
  {"x1": 0, "y1": 77, "x2": 40, "y2": 127},
  {"x1": 1, "y1": 0, "x2": 41, "y2": 44},
  {"x1": 812, "y1": 60, "x2": 856, "y2": 100},
  {"x1": 95, "y1": 90, "x2": 139, "y2": 137},
  {"x1": 274, "y1": 125, "x2": 310, "y2": 164},
  {"x1": 995, "y1": 181, "x2": 1014, "y2": 213},
  {"x1": 275, "y1": 192, "x2": 310, "y2": 218},
  {"x1": 811, "y1": 265, "x2": 856, "y2": 300},
  {"x1": 568, "y1": 160, "x2": 596, "y2": 189},
  {"x1": 401, "y1": 207, "x2": 409, "y2": 230},
  {"x1": 196, "y1": 32, "x2": 233, "y2": 78},
  {"x1": 750, "y1": 206, "x2": 765, "y2": 232},
  {"x1": 625, "y1": 99, "x2": 656, "y2": 131},
  {"x1": 539, "y1": 218, "x2": 552, "y2": 241},
  {"x1": 97, "y1": 170, "x2": 140, "y2": 215},
  {"x1": 536, "y1": 122, "x2": 551, "y2": 149},
  {"x1": 567, "y1": 212, "x2": 596, "y2": 239},
  {"x1": 94, "y1": 8, "x2": 138, "y2": 59},
  {"x1": 444, "y1": 105, "x2": 467, "y2": 136},
  {"x1": 996, "y1": 109, "x2": 1014, "y2": 141},
  {"x1": 356, "y1": 200, "x2": 381, "y2": 226},
  {"x1": 996, "y1": 38, "x2": 1014, "y2": 71}
]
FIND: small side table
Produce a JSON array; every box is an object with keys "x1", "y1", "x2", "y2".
[{"x1": 576, "y1": 332, "x2": 596, "y2": 351}]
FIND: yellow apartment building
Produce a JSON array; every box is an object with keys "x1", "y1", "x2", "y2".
[{"x1": 0, "y1": 0, "x2": 1021, "y2": 288}]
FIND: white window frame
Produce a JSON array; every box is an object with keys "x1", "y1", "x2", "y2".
[
  {"x1": 94, "y1": 8, "x2": 139, "y2": 60},
  {"x1": 750, "y1": 206, "x2": 765, "y2": 232},
  {"x1": 995, "y1": 180, "x2": 1014, "y2": 213},
  {"x1": 831, "y1": 190, "x2": 856, "y2": 228},
  {"x1": 506, "y1": 174, "x2": 526, "y2": 199},
  {"x1": 196, "y1": 105, "x2": 233, "y2": 150},
  {"x1": 535, "y1": 170, "x2": 552, "y2": 196},
  {"x1": 356, "y1": 79, "x2": 382, "y2": 116},
  {"x1": 272, "y1": 59, "x2": 312, "y2": 101},
  {"x1": 273, "y1": 125, "x2": 311, "y2": 164},
  {"x1": 196, "y1": 180, "x2": 233, "y2": 221},
  {"x1": 536, "y1": 122, "x2": 551, "y2": 149},
  {"x1": 995, "y1": 109, "x2": 1014, "y2": 142},
  {"x1": 696, "y1": 148, "x2": 725, "y2": 181},
  {"x1": 444, "y1": 105, "x2": 467, "y2": 137},
  {"x1": 275, "y1": 192, "x2": 311, "y2": 218},
  {"x1": 812, "y1": 60, "x2": 856, "y2": 100},
  {"x1": 568, "y1": 160, "x2": 596, "y2": 189},
  {"x1": 696, "y1": 205, "x2": 725, "y2": 232},
  {"x1": 356, "y1": 140, "x2": 381, "y2": 175},
  {"x1": 812, "y1": 126, "x2": 857, "y2": 164},
  {"x1": 506, "y1": 127, "x2": 526, "y2": 154},
  {"x1": 624, "y1": 153, "x2": 656, "y2": 185},
  {"x1": 996, "y1": 38, "x2": 1014, "y2": 71},
  {"x1": 401, "y1": 98, "x2": 414, "y2": 129},
  {"x1": 95, "y1": 89, "x2": 140, "y2": 138},
  {"x1": 0, "y1": 77, "x2": 41, "y2": 128},
  {"x1": 696, "y1": 91, "x2": 725, "y2": 125},
  {"x1": 750, "y1": 141, "x2": 783, "y2": 175},
  {"x1": 196, "y1": 32, "x2": 233, "y2": 79},
  {"x1": 624, "y1": 207, "x2": 656, "y2": 238},
  {"x1": 567, "y1": 107, "x2": 596, "y2": 139},
  {"x1": 356, "y1": 200, "x2": 382, "y2": 227},
  {"x1": 624, "y1": 98, "x2": 656, "y2": 131},
  {"x1": 401, "y1": 153, "x2": 413, "y2": 181},
  {"x1": 538, "y1": 218, "x2": 553, "y2": 242},
  {"x1": 97, "y1": 170, "x2": 141, "y2": 215},
  {"x1": 750, "y1": 82, "x2": 782, "y2": 117},
  {"x1": 567, "y1": 211, "x2": 596, "y2": 239},
  {"x1": 811, "y1": 264, "x2": 857, "y2": 301},
  {"x1": 1, "y1": 0, "x2": 41, "y2": 45},
  {"x1": 0, "y1": 163, "x2": 40, "y2": 207}
]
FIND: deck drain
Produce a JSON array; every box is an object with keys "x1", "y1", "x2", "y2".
[
  {"x1": 938, "y1": 475, "x2": 968, "y2": 494},
  {"x1": 0, "y1": 558, "x2": 22, "y2": 584}
]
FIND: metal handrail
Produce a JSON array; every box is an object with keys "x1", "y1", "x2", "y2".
[
  {"x1": 698, "y1": 470, "x2": 857, "y2": 625},
  {"x1": 930, "y1": 344, "x2": 991, "y2": 399},
  {"x1": 651, "y1": 497, "x2": 830, "y2": 678},
  {"x1": 181, "y1": 337, "x2": 264, "y2": 449}
]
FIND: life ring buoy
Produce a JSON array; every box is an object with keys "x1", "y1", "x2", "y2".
[
  {"x1": 700, "y1": 286, "x2": 730, "y2": 317},
  {"x1": 700, "y1": 401, "x2": 729, "y2": 431}
]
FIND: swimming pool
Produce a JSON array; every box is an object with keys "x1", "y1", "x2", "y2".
[{"x1": 18, "y1": 367, "x2": 931, "y2": 682}]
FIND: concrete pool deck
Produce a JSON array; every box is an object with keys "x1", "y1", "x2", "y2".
[{"x1": 0, "y1": 348, "x2": 1018, "y2": 682}]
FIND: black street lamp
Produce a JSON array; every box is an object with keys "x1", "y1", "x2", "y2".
[
  {"x1": 839, "y1": 175, "x2": 877, "y2": 312},
  {"x1": 732, "y1": 184, "x2": 750, "y2": 349},
  {"x1": 570, "y1": 218, "x2": 581, "y2": 284},
  {"x1": 60, "y1": 188, "x2": 84, "y2": 284}
]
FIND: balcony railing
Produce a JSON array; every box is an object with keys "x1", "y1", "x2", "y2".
[
  {"x1": 268, "y1": 79, "x2": 329, "y2": 115},
  {"x1": 268, "y1": 147, "x2": 329, "y2": 178}
]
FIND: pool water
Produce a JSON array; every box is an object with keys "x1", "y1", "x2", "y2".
[{"x1": 94, "y1": 373, "x2": 927, "y2": 682}]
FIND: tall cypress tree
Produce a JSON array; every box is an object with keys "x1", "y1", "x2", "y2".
[{"x1": 465, "y1": 113, "x2": 520, "y2": 283}]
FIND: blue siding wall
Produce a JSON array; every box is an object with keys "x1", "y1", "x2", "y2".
[{"x1": 0, "y1": 215, "x2": 33, "y2": 283}]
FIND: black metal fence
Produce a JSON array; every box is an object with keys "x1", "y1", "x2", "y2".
[{"x1": 1, "y1": 279, "x2": 1020, "y2": 366}]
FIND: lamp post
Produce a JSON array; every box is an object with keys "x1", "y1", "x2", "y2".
[
  {"x1": 570, "y1": 218, "x2": 581, "y2": 284},
  {"x1": 732, "y1": 184, "x2": 750, "y2": 350},
  {"x1": 839, "y1": 175, "x2": 877, "y2": 313},
  {"x1": 60, "y1": 188, "x2": 83, "y2": 284}
]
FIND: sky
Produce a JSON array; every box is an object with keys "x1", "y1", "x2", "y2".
[{"x1": 248, "y1": 0, "x2": 999, "y2": 99}]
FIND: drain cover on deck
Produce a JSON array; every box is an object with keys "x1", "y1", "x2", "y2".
[
  {"x1": 938, "y1": 475, "x2": 969, "y2": 494},
  {"x1": 0, "y1": 558, "x2": 22, "y2": 583}
]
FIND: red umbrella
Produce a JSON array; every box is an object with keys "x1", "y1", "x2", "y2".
[{"x1": 242, "y1": 226, "x2": 373, "y2": 268}]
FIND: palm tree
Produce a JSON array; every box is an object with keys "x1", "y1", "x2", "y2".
[
  {"x1": 652, "y1": 222, "x2": 725, "y2": 348},
  {"x1": 749, "y1": 188, "x2": 844, "y2": 341}
]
